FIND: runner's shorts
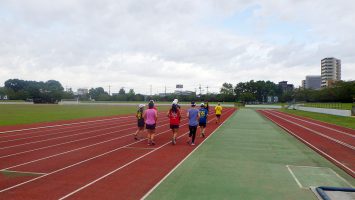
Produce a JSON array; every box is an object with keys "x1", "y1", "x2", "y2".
[
  {"x1": 146, "y1": 124, "x2": 156, "y2": 130},
  {"x1": 170, "y1": 124, "x2": 179, "y2": 129},
  {"x1": 199, "y1": 122, "x2": 206, "y2": 127}
]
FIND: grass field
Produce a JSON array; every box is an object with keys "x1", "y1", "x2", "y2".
[
  {"x1": 281, "y1": 109, "x2": 355, "y2": 129},
  {"x1": 0, "y1": 104, "x2": 169, "y2": 126},
  {"x1": 302, "y1": 102, "x2": 353, "y2": 110}
]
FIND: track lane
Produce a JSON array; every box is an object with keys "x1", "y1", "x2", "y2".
[
  {"x1": 263, "y1": 110, "x2": 355, "y2": 148},
  {"x1": 0, "y1": 112, "x2": 173, "y2": 157},
  {"x1": 0, "y1": 108, "x2": 235, "y2": 199},
  {"x1": 268, "y1": 110, "x2": 355, "y2": 140}
]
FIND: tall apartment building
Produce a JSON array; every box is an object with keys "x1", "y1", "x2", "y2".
[
  {"x1": 305, "y1": 75, "x2": 321, "y2": 90},
  {"x1": 321, "y1": 57, "x2": 341, "y2": 87}
]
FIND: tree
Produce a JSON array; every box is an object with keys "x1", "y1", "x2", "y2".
[
  {"x1": 119, "y1": 87, "x2": 126, "y2": 95},
  {"x1": 89, "y1": 87, "x2": 108, "y2": 101},
  {"x1": 220, "y1": 82, "x2": 235, "y2": 102}
]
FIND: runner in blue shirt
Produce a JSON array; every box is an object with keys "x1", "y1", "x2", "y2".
[
  {"x1": 198, "y1": 103, "x2": 208, "y2": 137},
  {"x1": 187, "y1": 101, "x2": 199, "y2": 145}
]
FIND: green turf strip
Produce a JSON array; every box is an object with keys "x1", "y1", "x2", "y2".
[{"x1": 146, "y1": 109, "x2": 354, "y2": 200}]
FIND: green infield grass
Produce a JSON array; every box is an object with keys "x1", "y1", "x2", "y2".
[
  {"x1": 301, "y1": 102, "x2": 353, "y2": 110},
  {"x1": 281, "y1": 109, "x2": 355, "y2": 129},
  {"x1": 0, "y1": 104, "x2": 169, "y2": 126}
]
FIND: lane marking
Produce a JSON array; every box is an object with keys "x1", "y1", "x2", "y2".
[
  {"x1": 2, "y1": 118, "x2": 173, "y2": 170},
  {"x1": 0, "y1": 118, "x2": 137, "y2": 144},
  {"x1": 123, "y1": 147, "x2": 156, "y2": 150},
  {"x1": 0, "y1": 118, "x2": 172, "y2": 159},
  {"x1": 263, "y1": 110, "x2": 355, "y2": 150},
  {"x1": 0, "y1": 122, "x2": 137, "y2": 150},
  {"x1": 269, "y1": 110, "x2": 355, "y2": 138},
  {"x1": 0, "y1": 116, "x2": 133, "y2": 135},
  {"x1": 286, "y1": 165, "x2": 354, "y2": 188},
  {"x1": 141, "y1": 109, "x2": 236, "y2": 199},
  {"x1": 0, "y1": 111, "x2": 173, "y2": 138},
  {"x1": 260, "y1": 111, "x2": 355, "y2": 176},
  {"x1": 286, "y1": 165, "x2": 304, "y2": 188}
]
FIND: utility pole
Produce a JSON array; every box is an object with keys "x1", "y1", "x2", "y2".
[
  {"x1": 150, "y1": 85, "x2": 152, "y2": 96},
  {"x1": 206, "y1": 85, "x2": 209, "y2": 94},
  {"x1": 199, "y1": 84, "x2": 202, "y2": 96},
  {"x1": 165, "y1": 85, "x2": 167, "y2": 96},
  {"x1": 108, "y1": 85, "x2": 111, "y2": 96}
]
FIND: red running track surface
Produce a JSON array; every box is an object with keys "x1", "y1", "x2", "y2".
[
  {"x1": 0, "y1": 107, "x2": 236, "y2": 199},
  {"x1": 258, "y1": 109, "x2": 355, "y2": 178}
]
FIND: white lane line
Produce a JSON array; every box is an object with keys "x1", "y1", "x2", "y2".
[
  {"x1": 269, "y1": 110, "x2": 355, "y2": 138},
  {"x1": 123, "y1": 147, "x2": 156, "y2": 150},
  {"x1": 263, "y1": 110, "x2": 355, "y2": 150},
  {"x1": 0, "y1": 118, "x2": 170, "y2": 159},
  {"x1": 141, "y1": 108, "x2": 236, "y2": 199},
  {"x1": 1, "y1": 169, "x2": 47, "y2": 176},
  {"x1": 261, "y1": 111, "x2": 355, "y2": 176},
  {"x1": 0, "y1": 122, "x2": 137, "y2": 150},
  {"x1": 0, "y1": 112, "x2": 171, "y2": 139},
  {"x1": 2, "y1": 119, "x2": 173, "y2": 170},
  {"x1": 286, "y1": 165, "x2": 304, "y2": 188},
  {"x1": 0, "y1": 116, "x2": 133, "y2": 135},
  {"x1": 0, "y1": 111, "x2": 171, "y2": 140},
  {"x1": 0, "y1": 108, "x2": 231, "y2": 194},
  {"x1": 0, "y1": 118, "x2": 137, "y2": 144}
]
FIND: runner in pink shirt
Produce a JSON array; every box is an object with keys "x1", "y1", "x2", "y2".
[{"x1": 144, "y1": 101, "x2": 158, "y2": 145}]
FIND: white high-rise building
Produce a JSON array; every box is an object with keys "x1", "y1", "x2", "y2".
[{"x1": 321, "y1": 57, "x2": 341, "y2": 87}]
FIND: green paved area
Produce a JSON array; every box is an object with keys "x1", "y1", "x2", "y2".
[{"x1": 146, "y1": 109, "x2": 355, "y2": 200}]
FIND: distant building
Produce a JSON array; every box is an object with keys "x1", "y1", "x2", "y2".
[
  {"x1": 305, "y1": 75, "x2": 321, "y2": 90},
  {"x1": 301, "y1": 80, "x2": 306, "y2": 89},
  {"x1": 77, "y1": 88, "x2": 88, "y2": 96},
  {"x1": 278, "y1": 81, "x2": 294, "y2": 93},
  {"x1": 174, "y1": 90, "x2": 195, "y2": 96},
  {"x1": 321, "y1": 57, "x2": 341, "y2": 87}
]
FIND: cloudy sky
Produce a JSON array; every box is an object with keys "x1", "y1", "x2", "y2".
[{"x1": 0, "y1": 0, "x2": 354, "y2": 94}]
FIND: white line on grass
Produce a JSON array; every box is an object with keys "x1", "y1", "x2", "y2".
[
  {"x1": 261, "y1": 112, "x2": 355, "y2": 176},
  {"x1": 141, "y1": 109, "x2": 237, "y2": 200}
]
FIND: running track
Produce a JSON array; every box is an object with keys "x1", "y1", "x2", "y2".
[
  {"x1": 258, "y1": 109, "x2": 355, "y2": 178},
  {"x1": 0, "y1": 107, "x2": 236, "y2": 199}
]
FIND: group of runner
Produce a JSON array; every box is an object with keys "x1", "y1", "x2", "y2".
[{"x1": 134, "y1": 99, "x2": 223, "y2": 146}]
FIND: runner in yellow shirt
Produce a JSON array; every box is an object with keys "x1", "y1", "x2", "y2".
[{"x1": 215, "y1": 103, "x2": 223, "y2": 124}]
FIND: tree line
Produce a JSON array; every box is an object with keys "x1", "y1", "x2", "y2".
[{"x1": 1, "y1": 78, "x2": 354, "y2": 103}]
